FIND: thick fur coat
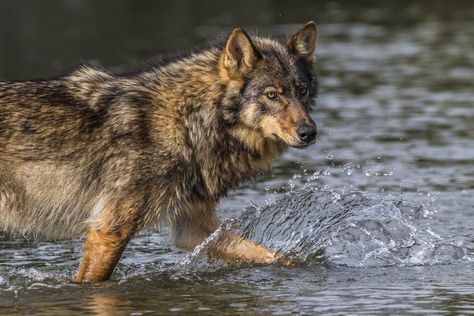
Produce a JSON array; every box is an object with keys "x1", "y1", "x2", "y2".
[{"x1": 0, "y1": 22, "x2": 318, "y2": 281}]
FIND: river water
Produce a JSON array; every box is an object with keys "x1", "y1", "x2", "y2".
[{"x1": 0, "y1": 1, "x2": 473, "y2": 315}]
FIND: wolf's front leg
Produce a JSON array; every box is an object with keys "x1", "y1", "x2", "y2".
[
  {"x1": 208, "y1": 231, "x2": 286, "y2": 264},
  {"x1": 76, "y1": 227, "x2": 131, "y2": 282},
  {"x1": 171, "y1": 207, "x2": 221, "y2": 251},
  {"x1": 172, "y1": 206, "x2": 286, "y2": 265},
  {"x1": 76, "y1": 196, "x2": 141, "y2": 282}
]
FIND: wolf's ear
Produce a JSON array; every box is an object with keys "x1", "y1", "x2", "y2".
[
  {"x1": 287, "y1": 21, "x2": 317, "y2": 62},
  {"x1": 223, "y1": 28, "x2": 261, "y2": 78}
]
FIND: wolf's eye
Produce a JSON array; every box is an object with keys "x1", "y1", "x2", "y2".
[
  {"x1": 266, "y1": 91, "x2": 278, "y2": 100},
  {"x1": 298, "y1": 87, "x2": 308, "y2": 95}
]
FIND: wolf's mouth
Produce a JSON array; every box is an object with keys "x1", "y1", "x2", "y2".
[
  {"x1": 290, "y1": 139, "x2": 317, "y2": 149},
  {"x1": 270, "y1": 133, "x2": 316, "y2": 148}
]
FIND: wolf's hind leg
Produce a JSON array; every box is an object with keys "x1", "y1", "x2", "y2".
[{"x1": 0, "y1": 170, "x2": 25, "y2": 232}]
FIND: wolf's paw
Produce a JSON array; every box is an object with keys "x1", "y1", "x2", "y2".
[{"x1": 274, "y1": 252, "x2": 297, "y2": 267}]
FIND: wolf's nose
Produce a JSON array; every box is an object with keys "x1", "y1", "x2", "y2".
[{"x1": 297, "y1": 124, "x2": 317, "y2": 143}]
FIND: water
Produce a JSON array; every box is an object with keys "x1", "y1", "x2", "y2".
[
  {"x1": 1, "y1": 0, "x2": 473, "y2": 314},
  {"x1": 181, "y1": 189, "x2": 470, "y2": 272}
]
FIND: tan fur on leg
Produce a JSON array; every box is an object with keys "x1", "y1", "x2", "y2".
[
  {"x1": 207, "y1": 231, "x2": 292, "y2": 266},
  {"x1": 171, "y1": 201, "x2": 292, "y2": 266},
  {"x1": 76, "y1": 228, "x2": 131, "y2": 282}
]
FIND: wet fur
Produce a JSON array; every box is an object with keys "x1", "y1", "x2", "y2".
[{"x1": 0, "y1": 23, "x2": 318, "y2": 280}]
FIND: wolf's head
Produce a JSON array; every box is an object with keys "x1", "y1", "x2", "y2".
[{"x1": 220, "y1": 22, "x2": 318, "y2": 149}]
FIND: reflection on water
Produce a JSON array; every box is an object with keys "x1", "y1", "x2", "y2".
[{"x1": 1, "y1": 0, "x2": 473, "y2": 314}]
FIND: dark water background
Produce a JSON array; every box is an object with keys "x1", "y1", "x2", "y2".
[{"x1": 0, "y1": 0, "x2": 473, "y2": 314}]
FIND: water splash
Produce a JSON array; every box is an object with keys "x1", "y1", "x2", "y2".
[
  {"x1": 180, "y1": 187, "x2": 470, "y2": 271},
  {"x1": 0, "y1": 267, "x2": 73, "y2": 292}
]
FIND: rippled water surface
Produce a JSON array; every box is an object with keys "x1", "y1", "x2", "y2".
[{"x1": 1, "y1": 1, "x2": 473, "y2": 314}]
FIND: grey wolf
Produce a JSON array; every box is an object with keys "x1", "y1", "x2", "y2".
[{"x1": 0, "y1": 22, "x2": 318, "y2": 282}]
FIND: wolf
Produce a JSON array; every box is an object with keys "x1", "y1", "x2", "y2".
[{"x1": 0, "y1": 22, "x2": 318, "y2": 282}]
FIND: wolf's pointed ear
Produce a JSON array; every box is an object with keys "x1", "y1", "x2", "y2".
[
  {"x1": 287, "y1": 21, "x2": 317, "y2": 62},
  {"x1": 223, "y1": 28, "x2": 261, "y2": 78}
]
